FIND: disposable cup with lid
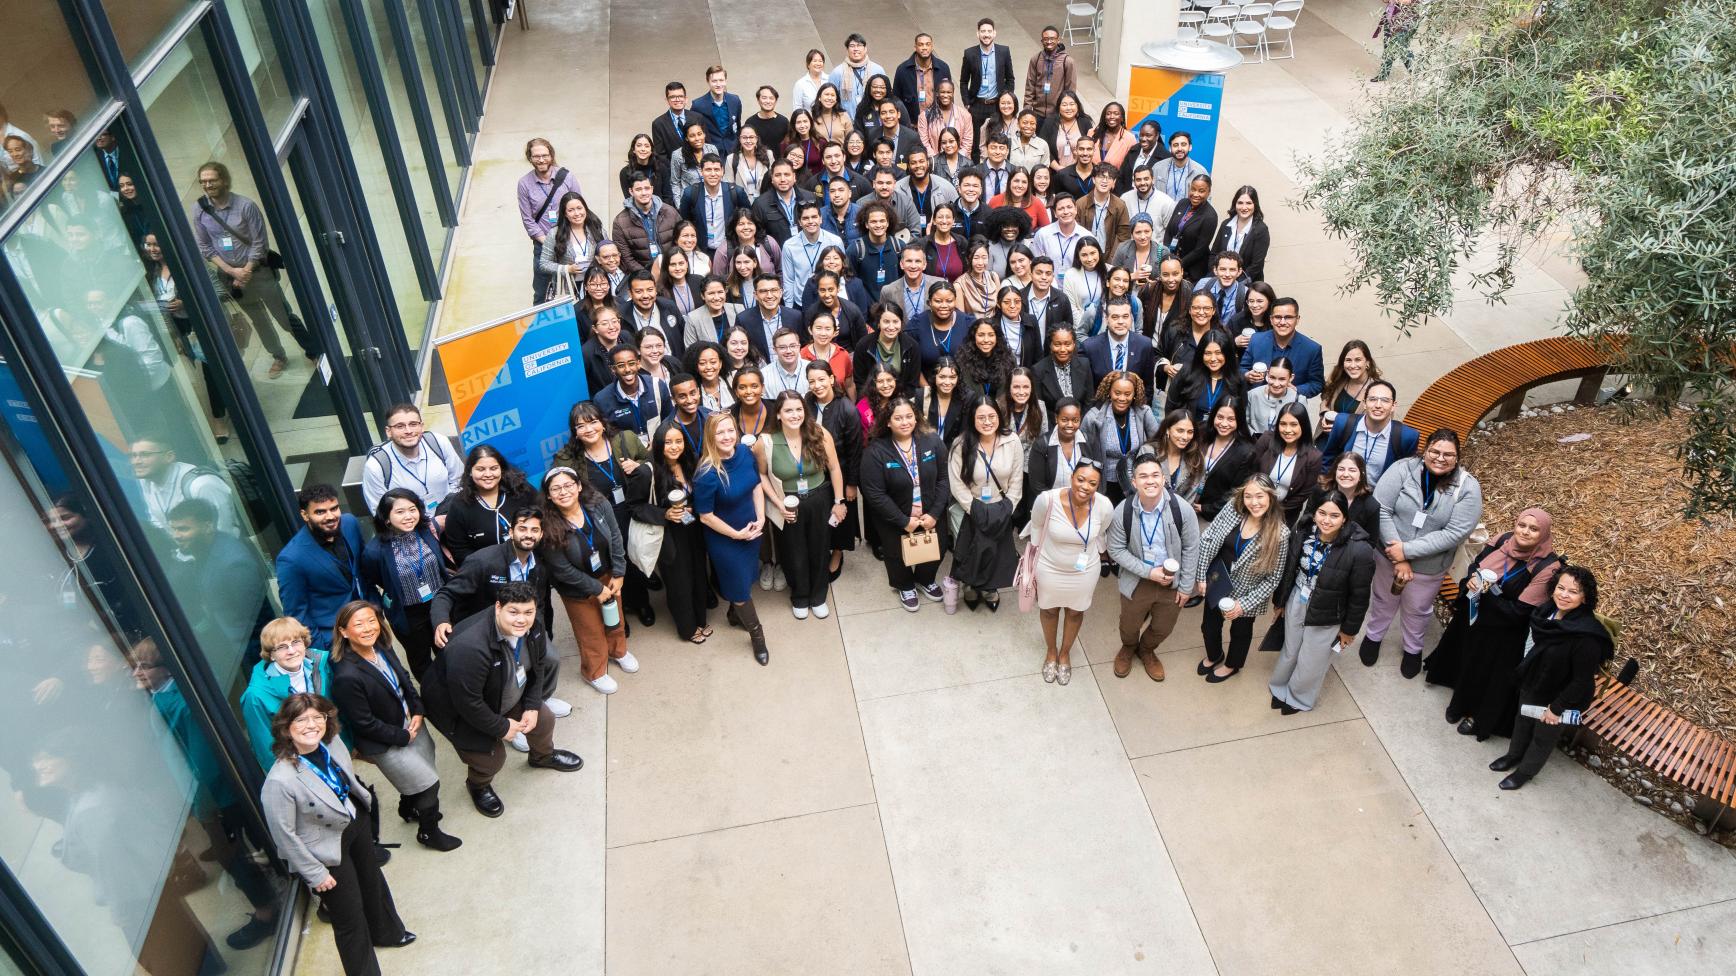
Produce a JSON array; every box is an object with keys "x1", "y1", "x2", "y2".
[
  {"x1": 1218, "y1": 597, "x2": 1236, "y2": 612},
  {"x1": 1162, "y1": 559, "x2": 1181, "y2": 574}
]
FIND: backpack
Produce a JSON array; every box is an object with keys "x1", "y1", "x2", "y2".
[
  {"x1": 1119, "y1": 491, "x2": 1187, "y2": 566},
  {"x1": 174, "y1": 463, "x2": 260, "y2": 534},
  {"x1": 367, "y1": 433, "x2": 451, "y2": 493}
]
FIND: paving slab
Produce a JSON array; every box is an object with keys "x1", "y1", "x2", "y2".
[{"x1": 1510, "y1": 899, "x2": 1736, "y2": 976}]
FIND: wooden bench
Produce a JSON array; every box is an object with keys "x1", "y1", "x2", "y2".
[
  {"x1": 1580, "y1": 674, "x2": 1736, "y2": 829},
  {"x1": 1402, "y1": 335, "x2": 1615, "y2": 441}
]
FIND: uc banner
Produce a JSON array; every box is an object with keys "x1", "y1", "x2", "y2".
[
  {"x1": 433, "y1": 300, "x2": 586, "y2": 485},
  {"x1": 1128, "y1": 66, "x2": 1226, "y2": 172}
]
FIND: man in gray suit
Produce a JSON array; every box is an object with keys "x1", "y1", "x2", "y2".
[{"x1": 878, "y1": 242, "x2": 944, "y2": 320}]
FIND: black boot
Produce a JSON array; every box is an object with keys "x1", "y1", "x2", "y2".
[
  {"x1": 735, "y1": 600, "x2": 769, "y2": 665},
  {"x1": 411, "y1": 788, "x2": 461, "y2": 852},
  {"x1": 1358, "y1": 635, "x2": 1382, "y2": 667}
]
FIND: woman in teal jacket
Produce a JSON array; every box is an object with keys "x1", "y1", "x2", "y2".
[{"x1": 239, "y1": 616, "x2": 333, "y2": 769}]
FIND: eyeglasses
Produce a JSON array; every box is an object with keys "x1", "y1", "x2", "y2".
[
  {"x1": 290, "y1": 714, "x2": 327, "y2": 729},
  {"x1": 1424, "y1": 449, "x2": 1458, "y2": 461},
  {"x1": 127, "y1": 449, "x2": 168, "y2": 458},
  {"x1": 271, "y1": 638, "x2": 307, "y2": 655},
  {"x1": 612, "y1": 360, "x2": 642, "y2": 370},
  {"x1": 1270, "y1": 314, "x2": 1298, "y2": 322},
  {"x1": 386, "y1": 420, "x2": 423, "y2": 431}
]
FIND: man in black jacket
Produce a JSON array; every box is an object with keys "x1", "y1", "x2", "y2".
[
  {"x1": 959, "y1": 19, "x2": 1017, "y2": 146},
  {"x1": 432, "y1": 509, "x2": 551, "y2": 641},
  {"x1": 420, "y1": 582, "x2": 583, "y2": 818}
]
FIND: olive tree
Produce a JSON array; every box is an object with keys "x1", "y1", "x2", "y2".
[{"x1": 1298, "y1": 0, "x2": 1736, "y2": 514}]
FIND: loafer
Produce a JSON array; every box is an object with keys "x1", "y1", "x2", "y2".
[
  {"x1": 1056, "y1": 663, "x2": 1071, "y2": 685},
  {"x1": 378, "y1": 931, "x2": 417, "y2": 949},
  {"x1": 613, "y1": 651, "x2": 640, "y2": 673},
  {"x1": 1488, "y1": 756, "x2": 1520, "y2": 773},
  {"x1": 1205, "y1": 667, "x2": 1240, "y2": 684},
  {"x1": 528, "y1": 749, "x2": 584, "y2": 772},
  {"x1": 544, "y1": 697, "x2": 573, "y2": 718},
  {"x1": 1457, "y1": 718, "x2": 1479, "y2": 736},
  {"x1": 468, "y1": 784, "x2": 504, "y2": 818},
  {"x1": 637, "y1": 605, "x2": 657, "y2": 627},
  {"x1": 1183, "y1": 595, "x2": 1203, "y2": 608},
  {"x1": 899, "y1": 590, "x2": 919, "y2": 611},
  {"x1": 1399, "y1": 653, "x2": 1421, "y2": 679},
  {"x1": 812, "y1": 602, "x2": 830, "y2": 619},
  {"x1": 1042, "y1": 661, "x2": 1058, "y2": 683},
  {"x1": 1498, "y1": 773, "x2": 1530, "y2": 791}
]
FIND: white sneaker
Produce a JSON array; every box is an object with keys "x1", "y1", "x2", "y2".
[
  {"x1": 812, "y1": 602, "x2": 830, "y2": 619},
  {"x1": 508, "y1": 732, "x2": 530, "y2": 753},
  {"x1": 543, "y1": 696, "x2": 572, "y2": 718},
  {"x1": 613, "y1": 651, "x2": 640, "y2": 673},
  {"x1": 792, "y1": 606, "x2": 809, "y2": 620},
  {"x1": 772, "y1": 571, "x2": 787, "y2": 591},
  {"x1": 588, "y1": 673, "x2": 619, "y2": 695},
  {"x1": 758, "y1": 565, "x2": 775, "y2": 591}
]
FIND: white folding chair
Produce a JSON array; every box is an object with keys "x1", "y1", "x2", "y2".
[
  {"x1": 1265, "y1": 0, "x2": 1302, "y2": 59},
  {"x1": 1232, "y1": 10, "x2": 1269, "y2": 61},
  {"x1": 1178, "y1": 10, "x2": 1208, "y2": 26},
  {"x1": 1064, "y1": 0, "x2": 1102, "y2": 54}
]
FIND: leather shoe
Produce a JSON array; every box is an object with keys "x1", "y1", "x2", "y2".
[
  {"x1": 1271, "y1": 695, "x2": 1285, "y2": 710},
  {"x1": 1498, "y1": 773, "x2": 1530, "y2": 791},
  {"x1": 1457, "y1": 718, "x2": 1479, "y2": 736},
  {"x1": 1444, "y1": 707, "x2": 1464, "y2": 724},
  {"x1": 468, "y1": 784, "x2": 505, "y2": 818},
  {"x1": 1113, "y1": 646, "x2": 1135, "y2": 678},
  {"x1": 1279, "y1": 703, "x2": 1300, "y2": 716},
  {"x1": 373, "y1": 844, "x2": 392, "y2": 865},
  {"x1": 378, "y1": 931, "x2": 417, "y2": 949},
  {"x1": 528, "y1": 749, "x2": 584, "y2": 772},
  {"x1": 1204, "y1": 667, "x2": 1239, "y2": 684},
  {"x1": 1358, "y1": 636, "x2": 1381, "y2": 667},
  {"x1": 1141, "y1": 651, "x2": 1165, "y2": 682},
  {"x1": 638, "y1": 604, "x2": 656, "y2": 627},
  {"x1": 1488, "y1": 756, "x2": 1520, "y2": 773}
]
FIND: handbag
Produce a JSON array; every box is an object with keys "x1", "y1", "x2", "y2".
[
  {"x1": 1014, "y1": 492, "x2": 1054, "y2": 613},
  {"x1": 901, "y1": 528, "x2": 940, "y2": 566},
  {"x1": 627, "y1": 519, "x2": 665, "y2": 577},
  {"x1": 544, "y1": 266, "x2": 577, "y2": 303}
]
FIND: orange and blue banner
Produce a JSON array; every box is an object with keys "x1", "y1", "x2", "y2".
[
  {"x1": 433, "y1": 300, "x2": 586, "y2": 485},
  {"x1": 1128, "y1": 65, "x2": 1226, "y2": 171}
]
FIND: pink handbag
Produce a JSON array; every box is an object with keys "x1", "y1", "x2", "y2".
[{"x1": 1014, "y1": 493, "x2": 1053, "y2": 612}]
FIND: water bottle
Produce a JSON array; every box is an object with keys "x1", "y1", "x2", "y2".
[
  {"x1": 601, "y1": 598, "x2": 621, "y2": 629},
  {"x1": 1519, "y1": 704, "x2": 1581, "y2": 725}
]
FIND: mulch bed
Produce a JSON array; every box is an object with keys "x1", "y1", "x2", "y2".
[{"x1": 1466, "y1": 404, "x2": 1736, "y2": 845}]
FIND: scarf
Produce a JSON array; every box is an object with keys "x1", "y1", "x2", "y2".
[{"x1": 1476, "y1": 507, "x2": 1558, "y2": 605}]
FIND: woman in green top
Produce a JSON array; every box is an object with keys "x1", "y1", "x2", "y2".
[{"x1": 755, "y1": 390, "x2": 848, "y2": 619}]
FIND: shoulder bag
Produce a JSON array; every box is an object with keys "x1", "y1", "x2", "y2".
[{"x1": 1014, "y1": 489, "x2": 1053, "y2": 612}]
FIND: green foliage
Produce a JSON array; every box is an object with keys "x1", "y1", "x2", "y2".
[{"x1": 1298, "y1": 0, "x2": 1736, "y2": 515}]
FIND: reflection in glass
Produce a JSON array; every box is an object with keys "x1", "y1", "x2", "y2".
[
  {"x1": 101, "y1": 0, "x2": 194, "y2": 66},
  {"x1": 228, "y1": 0, "x2": 297, "y2": 141},
  {"x1": 358, "y1": 0, "x2": 452, "y2": 279},
  {"x1": 0, "y1": 0, "x2": 103, "y2": 211},
  {"x1": 0, "y1": 383, "x2": 285, "y2": 975},
  {"x1": 307, "y1": 0, "x2": 435, "y2": 351}
]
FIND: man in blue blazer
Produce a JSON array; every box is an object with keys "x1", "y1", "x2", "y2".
[
  {"x1": 737, "y1": 273, "x2": 807, "y2": 360},
  {"x1": 1239, "y1": 297, "x2": 1325, "y2": 398},
  {"x1": 1083, "y1": 299, "x2": 1157, "y2": 391},
  {"x1": 275, "y1": 484, "x2": 366, "y2": 637},
  {"x1": 1317, "y1": 379, "x2": 1419, "y2": 484},
  {"x1": 695, "y1": 67, "x2": 744, "y2": 156},
  {"x1": 678, "y1": 156, "x2": 750, "y2": 253}
]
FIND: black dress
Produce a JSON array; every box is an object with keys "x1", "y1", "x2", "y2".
[
  {"x1": 1422, "y1": 535, "x2": 1563, "y2": 738},
  {"x1": 641, "y1": 464, "x2": 710, "y2": 639}
]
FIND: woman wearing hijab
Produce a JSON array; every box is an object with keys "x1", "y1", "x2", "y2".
[
  {"x1": 1488, "y1": 567, "x2": 1614, "y2": 790},
  {"x1": 1424, "y1": 508, "x2": 1564, "y2": 739}
]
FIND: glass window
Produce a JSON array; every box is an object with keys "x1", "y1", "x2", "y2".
[
  {"x1": 0, "y1": 354, "x2": 286, "y2": 976},
  {"x1": 402, "y1": 0, "x2": 464, "y2": 211},
  {"x1": 454, "y1": 0, "x2": 489, "y2": 90},
  {"x1": 0, "y1": 130, "x2": 288, "y2": 704},
  {"x1": 103, "y1": 0, "x2": 195, "y2": 68},
  {"x1": 226, "y1": 0, "x2": 298, "y2": 141},
  {"x1": 306, "y1": 0, "x2": 434, "y2": 350},
  {"x1": 137, "y1": 30, "x2": 364, "y2": 488},
  {"x1": 0, "y1": 0, "x2": 104, "y2": 211},
  {"x1": 357, "y1": 0, "x2": 452, "y2": 274}
]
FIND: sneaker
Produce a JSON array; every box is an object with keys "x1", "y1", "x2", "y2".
[
  {"x1": 544, "y1": 697, "x2": 573, "y2": 718},
  {"x1": 899, "y1": 590, "x2": 919, "y2": 611},
  {"x1": 792, "y1": 606, "x2": 809, "y2": 620},
  {"x1": 507, "y1": 732, "x2": 530, "y2": 753},
  {"x1": 759, "y1": 565, "x2": 775, "y2": 591},
  {"x1": 772, "y1": 571, "x2": 787, "y2": 591},
  {"x1": 588, "y1": 673, "x2": 619, "y2": 695},
  {"x1": 613, "y1": 651, "x2": 640, "y2": 673},
  {"x1": 918, "y1": 583, "x2": 944, "y2": 602},
  {"x1": 812, "y1": 602, "x2": 830, "y2": 619}
]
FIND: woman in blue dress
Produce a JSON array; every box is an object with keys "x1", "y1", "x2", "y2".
[{"x1": 694, "y1": 412, "x2": 772, "y2": 664}]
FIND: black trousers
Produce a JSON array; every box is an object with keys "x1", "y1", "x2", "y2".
[
  {"x1": 774, "y1": 488, "x2": 834, "y2": 607},
  {"x1": 1502, "y1": 712, "x2": 1568, "y2": 776},
  {"x1": 318, "y1": 813, "x2": 406, "y2": 976},
  {"x1": 400, "y1": 601, "x2": 436, "y2": 679},
  {"x1": 878, "y1": 518, "x2": 942, "y2": 590},
  {"x1": 966, "y1": 102, "x2": 996, "y2": 158},
  {"x1": 1201, "y1": 601, "x2": 1258, "y2": 670},
  {"x1": 658, "y1": 519, "x2": 711, "y2": 637}
]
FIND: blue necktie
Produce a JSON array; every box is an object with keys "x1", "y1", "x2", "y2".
[{"x1": 1115, "y1": 343, "x2": 1126, "y2": 371}]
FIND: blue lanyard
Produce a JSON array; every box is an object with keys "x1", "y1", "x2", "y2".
[
  {"x1": 934, "y1": 246, "x2": 957, "y2": 279},
  {"x1": 1201, "y1": 378, "x2": 1226, "y2": 418},
  {"x1": 479, "y1": 494, "x2": 511, "y2": 542},
  {"x1": 390, "y1": 445, "x2": 431, "y2": 494},
  {"x1": 677, "y1": 415, "x2": 703, "y2": 451},
  {"x1": 509, "y1": 552, "x2": 536, "y2": 581},
  {"x1": 1500, "y1": 563, "x2": 1527, "y2": 587},
  {"x1": 371, "y1": 649, "x2": 407, "y2": 706},
  {"x1": 1271, "y1": 449, "x2": 1296, "y2": 486},
  {"x1": 779, "y1": 195, "x2": 795, "y2": 228},
  {"x1": 299, "y1": 745, "x2": 350, "y2": 805},
  {"x1": 905, "y1": 286, "x2": 923, "y2": 319},
  {"x1": 589, "y1": 448, "x2": 619, "y2": 486},
  {"x1": 1422, "y1": 470, "x2": 1441, "y2": 508},
  {"x1": 409, "y1": 534, "x2": 430, "y2": 586},
  {"x1": 1234, "y1": 531, "x2": 1252, "y2": 561},
  {"x1": 1115, "y1": 412, "x2": 1131, "y2": 454},
  {"x1": 572, "y1": 515, "x2": 597, "y2": 560},
  {"x1": 1138, "y1": 501, "x2": 1163, "y2": 549},
  {"x1": 896, "y1": 440, "x2": 921, "y2": 496},
  {"x1": 617, "y1": 384, "x2": 646, "y2": 432},
  {"x1": 930, "y1": 319, "x2": 955, "y2": 354},
  {"x1": 1303, "y1": 537, "x2": 1331, "y2": 584},
  {"x1": 1065, "y1": 495, "x2": 1092, "y2": 547}
]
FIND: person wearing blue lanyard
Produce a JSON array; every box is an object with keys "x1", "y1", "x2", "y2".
[
  {"x1": 552, "y1": 402, "x2": 658, "y2": 630},
  {"x1": 327, "y1": 600, "x2": 462, "y2": 853},
  {"x1": 437, "y1": 444, "x2": 540, "y2": 570},
  {"x1": 361, "y1": 404, "x2": 465, "y2": 514},
  {"x1": 360, "y1": 490, "x2": 449, "y2": 681},
  {"x1": 1426, "y1": 507, "x2": 1561, "y2": 740},
  {"x1": 261, "y1": 693, "x2": 414, "y2": 974},
  {"x1": 1250, "y1": 404, "x2": 1321, "y2": 525},
  {"x1": 1026, "y1": 456, "x2": 1112, "y2": 685},
  {"x1": 1193, "y1": 474, "x2": 1290, "y2": 682},
  {"x1": 1107, "y1": 452, "x2": 1202, "y2": 682},
  {"x1": 276, "y1": 484, "x2": 368, "y2": 639},
  {"x1": 1268, "y1": 491, "x2": 1375, "y2": 713}
]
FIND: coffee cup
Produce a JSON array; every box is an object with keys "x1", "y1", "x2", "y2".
[
  {"x1": 1240, "y1": 327, "x2": 1255, "y2": 338},
  {"x1": 1252, "y1": 361, "x2": 1267, "y2": 374},
  {"x1": 740, "y1": 433, "x2": 757, "y2": 446},
  {"x1": 1478, "y1": 568, "x2": 1498, "y2": 584},
  {"x1": 1162, "y1": 559, "x2": 1180, "y2": 574},
  {"x1": 783, "y1": 494, "x2": 799, "y2": 513},
  {"x1": 1218, "y1": 597, "x2": 1236, "y2": 613},
  {"x1": 667, "y1": 489, "x2": 686, "y2": 504}
]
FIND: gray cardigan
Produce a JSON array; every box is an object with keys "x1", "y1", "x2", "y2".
[
  {"x1": 1107, "y1": 489, "x2": 1202, "y2": 598},
  {"x1": 262, "y1": 737, "x2": 371, "y2": 887},
  {"x1": 1373, "y1": 457, "x2": 1483, "y2": 575}
]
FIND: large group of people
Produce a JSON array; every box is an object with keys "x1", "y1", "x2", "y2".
[{"x1": 242, "y1": 25, "x2": 1618, "y2": 975}]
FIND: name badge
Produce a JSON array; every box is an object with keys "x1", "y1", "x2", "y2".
[
  {"x1": 515, "y1": 665, "x2": 527, "y2": 687},
  {"x1": 980, "y1": 486, "x2": 992, "y2": 502},
  {"x1": 1043, "y1": 82, "x2": 1052, "y2": 94},
  {"x1": 589, "y1": 549, "x2": 604, "y2": 572},
  {"x1": 62, "y1": 590, "x2": 77, "y2": 609},
  {"x1": 1411, "y1": 510, "x2": 1428, "y2": 529},
  {"x1": 876, "y1": 268, "x2": 887, "y2": 284},
  {"x1": 417, "y1": 582, "x2": 434, "y2": 600},
  {"x1": 1073, "y1": 552, "x2": 1092, "y2": 572},
  {"x1": 220, "y1": 235, "x2": 235, "y2": 249},
  {"x1": 797, "y1": 477, "x2": 808, "y2": 492},
  {"x1": 649, "y1": 244, "x2": 661, "y2": 258},
  {"x1": 919, "y1": 90, "x2": 928, "y2": 102},
  {"x1": 612, "y1": 485, "x2": 626, "y2": 504}
]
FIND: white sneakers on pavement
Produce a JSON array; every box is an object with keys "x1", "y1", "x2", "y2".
[
  {"x1": 544, "y1": 697, "x2": 573, "y2": 718},
  {"x1": 613, "y1": 651, "x2": 640, "y2": 673},
  {"x1": 508, "y1": 732, "x2": 530, "y2": 753},
  {"x1": 588, "y1": 673, "x2": 619, "y2": 695}
]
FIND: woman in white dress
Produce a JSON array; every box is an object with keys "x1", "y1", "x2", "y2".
[{"x1": 1027, "y1": 459, "x2": 1113, "y2": 685}]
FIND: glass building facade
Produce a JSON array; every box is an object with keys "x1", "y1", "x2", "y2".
[{"x1": 0, "y1": 1, "x2": 499, "y2": 971}]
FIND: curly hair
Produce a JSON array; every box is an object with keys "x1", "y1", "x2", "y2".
[
  {"x1": 459, "y1": 443, "x2": 532, "y2": 503},
  {"x1": 269, "y1": 693, "x2": 340, "y2": 762},
  {"x1": 956, "y1": 319, "x2": 1014, "y2": 397},
  {"x1": 1090, "y1": 369, "x2": 1148, "y2": 407}
]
